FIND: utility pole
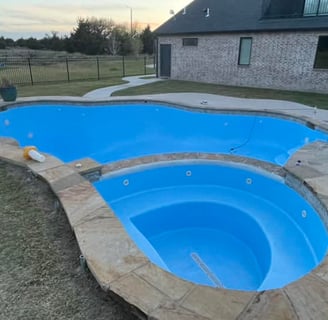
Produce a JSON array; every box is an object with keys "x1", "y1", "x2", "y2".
[{"x1": 127, "y1": 6, "x2": 133, "y2": 35}]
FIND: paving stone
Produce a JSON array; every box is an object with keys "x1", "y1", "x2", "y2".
[
  {"x1": 284, "y1": 274, "x2": 328, "y2": 320},
  {"x1": 0, "y1": 137, "x2": 19, "y2": 146},
  {"x1": 103, "y1": 152, "x2": 283, "y2": 178},
  {"x1": 313, "y1": 258, "x2": 328, "y2": 284},
  {"x1": 285, "y1": 162, "x2": 323, "y2": 180},
  {"x1": 67, "y1": 157, "x2": 102, "y2": 175},
  {"x1": 36, "y1": 164, "x2": 75, "y2": 183},
  {"x1": 26, "y1": 155, "x2": 63, "y2": 173},
  {"x1": 149, "y1": 302, "x2": 210, "y2": 320},
  {"x1": 317, "y1": 195, "x2": 328, "y2": 222},
  {"x1": 36, "y1": 165, "x2": 85, "y2": 192},
  {"x1": 74, "y1": 218, "x2": 148, "y2": 289},
  {"x1": 0, "y1": 143, "x2": 27, "y2": 167},
  {"x1": 73, "y1": 204, "x2": 116, "y2": 226},
  {"x1": 134, "y1": 262, "x2": 194, "y2": 301},
  {"x1": 56, "y1": 181, "x2": 108, "y2": 228},
  {"x1": 181, "y1": 286, "x2": 254, "y2": 320},
  {"x1": 238, "y1": 290, "x2": 298, "y2": 320},
  {"x1": 109, "y1": 273, "x2": 170, "y2": 315},
  {"x1": 305, "y1": 176, "x2": 328, "y2": 197},
  {"x1": 285, "y1": 142, "x2": 328, "y2": 179}
]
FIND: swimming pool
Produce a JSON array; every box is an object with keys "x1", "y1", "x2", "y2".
[
  {"x1": 1, "y1": 102, "x2": 328, "y2": 291},
  {"x1": 95, "y1": 161, "x2": 328, "y2": 291},
  {"x1": 0, "y1": 103, "x2": 327, "y2": 165}
]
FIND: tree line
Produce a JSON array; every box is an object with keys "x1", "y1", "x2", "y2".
[{"x1": 0, "y1": 17, "x2": 155, "y2": 56}]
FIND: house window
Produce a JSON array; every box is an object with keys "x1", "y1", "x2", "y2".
[
  {"x1": 238, "y1": 37, "x2": 252, "y2": 65},
  {"x1": 304, "y1": 0, "x2": 328, "y2": 16},
  {"x1": 182, "y1": 38, "x2": 198, "y2": 46},
  {"x1": 314, "y1": 36, "x2": 328, "y2": 69}
]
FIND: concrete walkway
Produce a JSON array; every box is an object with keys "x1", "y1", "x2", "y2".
[
  {"x1": 81, "y1": 75, "x2": 326, "y2": 123},
  {"x1": 106, "y1": 92, "x2": 327, "y2": 124},
  {"x1": 83, "y1": 75, "x2": 162, "y2": 99}
]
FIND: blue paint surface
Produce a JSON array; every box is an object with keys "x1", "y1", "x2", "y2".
[
  {"x1": 95, "y1": 162, "x2": 328, "y2": 290},
  {"x1": 0, "y1": 103, "x2": 327, "y2": 165}
]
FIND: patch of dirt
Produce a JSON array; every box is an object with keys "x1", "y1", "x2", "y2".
[{"x1": 0, "y1": 161, "x2": 139, "y2": 320}]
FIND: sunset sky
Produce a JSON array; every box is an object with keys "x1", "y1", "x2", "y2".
[{"x1": 0, "y1": 0, "x2": 191, "y2": 39}]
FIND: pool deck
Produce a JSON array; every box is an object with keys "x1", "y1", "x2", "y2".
[{"x1": 1, "y1": 93, "x2": 328, "y2": 319}]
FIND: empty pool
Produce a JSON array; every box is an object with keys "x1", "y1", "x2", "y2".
[
  {"x1": 95, "y1": 162, "x2": 328, "y2": 291},
  {"x1": 1, "y1": 102, "x2": 328, "y2": 291},
  {"x1": 1, "y1": 103, "x2": 327, "y2": 165}
]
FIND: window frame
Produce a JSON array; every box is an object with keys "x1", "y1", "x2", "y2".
[
  {"x1": 182, "y1": 38, "x2": 198, "y2": 47},
  {"x1": 303, "y1": 0, "x2": 328, "y2": 16},
  {"x1": 238, "y1": 37, "x2": 253, "y2": 66},
  {"x1": 314, "y1": 35, "x2": 328, "y2": 69}
]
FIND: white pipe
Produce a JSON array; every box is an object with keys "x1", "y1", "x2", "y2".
[{"x1": 28, "y1": 149, "x2": 45, "y2": 162}]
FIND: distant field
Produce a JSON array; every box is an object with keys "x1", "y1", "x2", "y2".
[
  {"x1": 0, "y1": 48, "x2": 87, "y2": 59},
  {"x1": 0, "y1": 48, "x2": 155, "y2": 85}
]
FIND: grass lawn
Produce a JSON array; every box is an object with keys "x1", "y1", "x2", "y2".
[
  {"x1": 0, "y1": 161, "x2": 137, "y2": 320},
  {"x1": 0, "y1": 53, "x2": 155, "y2": 86},
  {"x1": 112, "y1": 80, "x2": 328, "y2": 109},
  {"x1": 17, "y1": 78, "x2": 126, "y2": 97},
  {"x1": 13, "y1": 77, "x2": 328, "y2": 110}
]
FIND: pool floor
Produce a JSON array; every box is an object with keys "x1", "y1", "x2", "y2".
[{"x1": 149, "y1": 228, "x2": 263, "y2": 290}]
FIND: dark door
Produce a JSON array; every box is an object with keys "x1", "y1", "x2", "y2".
[{"x1": 160, "y1": 44, "x2": 171, "y2": 78}]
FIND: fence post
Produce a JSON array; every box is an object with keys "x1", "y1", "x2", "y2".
[
  {"x1": 144, "y1": 56, "x2": 147, "y2": 75},
  {"x1": 66, "y1": 58, "x2": 70, "y2": 82},
  {"x1": 96, "y1": 57, "x2": 100, "y2": 80},
  {"x1": 122, "y1": 56, "x2": 126, "y2": 77},
  {"x1": 27, "y1": 58, "x2": 34, "y2": 85}
]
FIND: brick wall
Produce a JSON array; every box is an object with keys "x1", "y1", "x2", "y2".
[{"x1": 158, "y1": 32, "x2": 328, "y2": 93}]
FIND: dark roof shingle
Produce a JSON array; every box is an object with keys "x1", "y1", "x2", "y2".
[{"x1": 155, "y1": 0, "x2": 328, "y2": 35}]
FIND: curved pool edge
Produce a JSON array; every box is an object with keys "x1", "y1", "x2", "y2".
[
  {"x1": 0, "y1": 94, "x2": 325, "y2": 130},
  {"x1": 1, "y1": 135, "x2": 328, "y2": 319}
]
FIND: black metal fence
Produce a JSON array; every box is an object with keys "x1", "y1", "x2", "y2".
[{"x1": 0, "y1": 55, "x2": 155, "y2": 86}]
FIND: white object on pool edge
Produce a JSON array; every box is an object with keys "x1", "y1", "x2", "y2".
[{"x1": 28, "y1": 149, "x2": 45, "y2": 162}]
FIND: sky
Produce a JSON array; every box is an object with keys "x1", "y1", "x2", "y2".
[{"x1": 0, "y1": 0, "x2": 191, "y2": 40}]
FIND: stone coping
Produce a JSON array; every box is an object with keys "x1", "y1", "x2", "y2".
[{"x1": 1, "y1": 100, "x2": 328, "y2": 319}]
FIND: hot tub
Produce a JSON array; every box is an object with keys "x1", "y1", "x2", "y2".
[{"x1": 95, "y1": 161, "x2": 328, "y2": 291}]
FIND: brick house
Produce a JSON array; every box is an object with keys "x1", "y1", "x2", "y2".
[{"x1": 155, "y1": 0, "x2": 328, "y2": 93}]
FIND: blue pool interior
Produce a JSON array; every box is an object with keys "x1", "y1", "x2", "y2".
[
  {"x1": 0, "y1": 103, "x2": 328, "y2": 165},
  {"x1": 95, "y1": 162, "x2": 328, "y2": 291},
  {"x1": 1, "y1": 103, "x2": 328, "y2": 290}
]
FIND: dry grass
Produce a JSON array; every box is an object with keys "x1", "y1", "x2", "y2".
[{"x1": 0, "y1": 161, "x2": 138, "y2": 320}]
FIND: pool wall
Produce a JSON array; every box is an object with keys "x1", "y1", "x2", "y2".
[
  {"x1": 2, "y1": 98, "x2": 328, "y2": 319},
  {"x1": 95, "y1": 161, "x2": 328, "y2": 291},
  {"x1": 1, "y1": 102, "x2": 328, "y2": 166}
]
